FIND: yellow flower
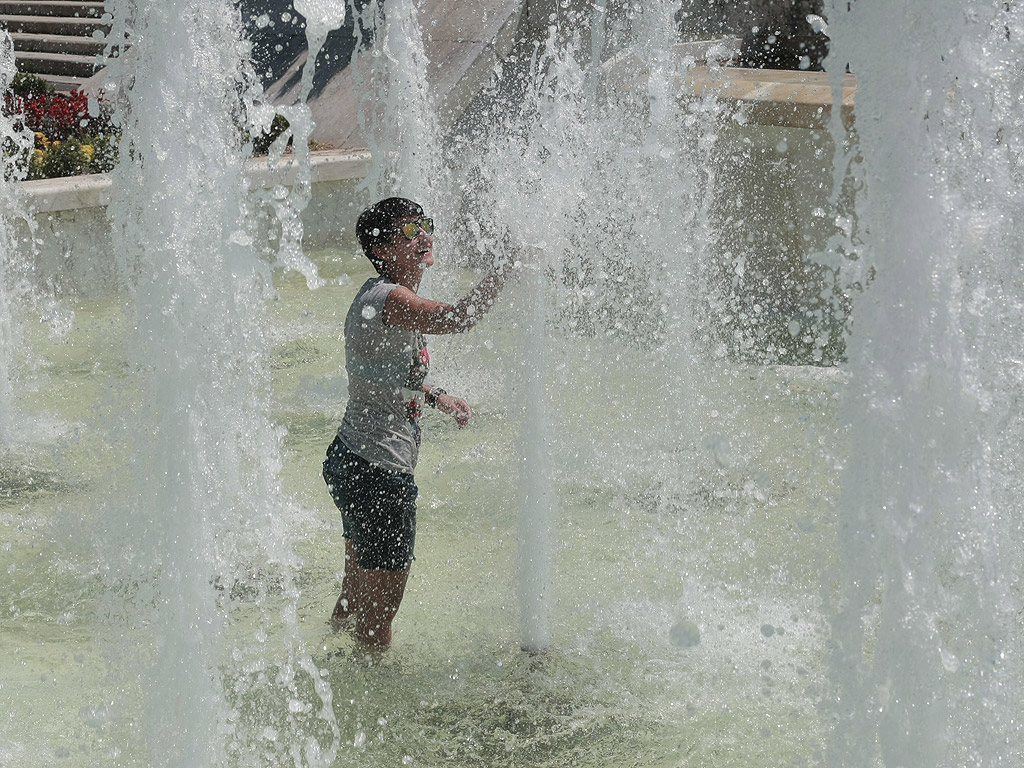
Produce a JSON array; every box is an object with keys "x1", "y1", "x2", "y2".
[
  {"x1": 81, "y1": 145, "x2": 94, "y2": 163},
  {"x1": 34, "y1": 132, "x2": 49, "y2": 148}
]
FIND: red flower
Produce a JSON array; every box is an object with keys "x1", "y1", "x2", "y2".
[{"x1": 3, "y1": 90, "x2": 94, "y2": 141}]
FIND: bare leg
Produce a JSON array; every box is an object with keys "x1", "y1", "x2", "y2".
[
  {"x1": 330, "y1": 540, "x2": 360, "y2": 629},
  {"x1": 350, "y1": 565, "x2": 410, "y2": 649},
  {"x1": 331, "y1": 539, "x2": 410, "y2": 649}
]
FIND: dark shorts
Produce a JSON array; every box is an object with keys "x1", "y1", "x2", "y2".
[{"x1": 322, "y1": 436, "x2": 417, "y2": 572}]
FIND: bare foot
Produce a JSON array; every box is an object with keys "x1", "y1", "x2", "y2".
[{"x1": 329, "y1": 598, "x2": 355, "y2": 633}]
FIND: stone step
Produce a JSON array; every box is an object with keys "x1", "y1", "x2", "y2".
[
  {"x1": 14, "y1": 48, "x2": 97, "y2": 77},
  {"x1": 0, "y1": 1, "x2": 104, "y2": 18},
  {"x1": 28, "y1": 72, "x2": 82, "y2": 91},
  {"x1": 10, "y1": 30, "x2": 105, "y2": 54},
  {"x1": 0, "y1": 12, "x2": 108, "y2": 36}
]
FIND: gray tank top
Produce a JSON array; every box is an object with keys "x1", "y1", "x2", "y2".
[{"x1": 338, "y1": 277, "x2": 430, "y2": 474}]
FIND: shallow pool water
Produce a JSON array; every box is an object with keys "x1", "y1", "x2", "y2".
[{"x1": 1, "y1": 245, "x2": 848, "y2": 767}]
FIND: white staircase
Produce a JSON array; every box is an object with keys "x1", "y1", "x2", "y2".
[{"x1": 1, "y1": 1, "x2": 109, "y2": 91}]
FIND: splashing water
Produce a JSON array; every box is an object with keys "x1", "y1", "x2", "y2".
[
  {"x1": 2, "y1": 1, "x2": 1023, "y2": 766},
  {"x1": 257, "y1": 0, "x2": 347, "y2": 290},
  {"x1": 0, "y1": 31, "x2": 33, "y2": 449},
  {"x1": 93, "y1": 1, "x2": 338, "y2": 764},
  {"x1": 825, "y1": 2, "x2": 1024, "y2": 766},
  {"x1": 0, "y1": 36, "x2": 19, "y2": 449},
  {"x1": 351, "y1": 0, "x2": 443, "y2": 206},
  {"x1": 396, "y1": 0, "x2": 735, "y2": 655}
]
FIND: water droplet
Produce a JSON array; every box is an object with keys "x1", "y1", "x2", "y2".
[
  {"x1": 806, "y1": 14, "x2": 828, "y2": 34},
  {"x1": 669, "y1": 618, "x2": 701, "y2": 648}
]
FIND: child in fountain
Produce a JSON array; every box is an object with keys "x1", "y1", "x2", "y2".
[{"x1": 323, "y1": 197, "x2": 516, "y2": 650}]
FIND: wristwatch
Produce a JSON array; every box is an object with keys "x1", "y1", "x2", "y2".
[{"x1": 425, "y1": 387, "x2": 446, "y2": 408}]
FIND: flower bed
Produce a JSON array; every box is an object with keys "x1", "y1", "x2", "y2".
[
  {"x1": 4, "y1": 74, "x2": 308, "y2": 181},
  {"x1": 4, "y1": 74, "x2": 118, "y2": 180}
]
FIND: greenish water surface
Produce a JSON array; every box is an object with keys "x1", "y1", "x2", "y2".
[{"x1": 1, "y1": 247, "x2": 844, "y2": 767}]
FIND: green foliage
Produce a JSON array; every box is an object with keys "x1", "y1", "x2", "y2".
[
  {"x1": 26, "y1": 134, "x2": 119, "y2": 180},
  {"x1": 251, "y1": 113, "x2": 291, "y2": 155},
  {"x1": 88, "y1": 133, "x2": 118, "y2": 173},
  {"x1": 9, "y1": 73, "x2": 55, "y2": 98},
  {"x1": 31, "y1": 138, "x2": 88, "y2": 179}
]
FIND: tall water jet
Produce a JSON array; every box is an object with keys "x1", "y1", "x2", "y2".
[
  {"x1": 101, "y1": 0, "x2": 261, "y2": 760},
  {"x1": 0, "y1": 31, "x2": 33, "y2": 450},
  {"x1": 91, "y1": 1, "x2": 337, "y2": 763},
  {"x1": 516, "y1": 257, "x2": 555, "y2": 653},
  {"x1": 445, "y1": 0, "x2": 731, "y2": 654},
  {"x1": 256, "y1": 0, "x2": 346, "y2": 288},
  {"x1": 825, "y1": 1, "x2": 1024, "y2": 765},
  {"x1": 351, "y1": 0, "x2": 443, "y2": 204}
]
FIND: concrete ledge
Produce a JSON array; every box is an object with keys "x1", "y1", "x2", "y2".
[
  {"x1": 687, "y1": 66, "x2": 856, "y2": 129},
  {"x1": 245, "y1": 148, "x2": 371, "y2": 189},
  {"x1": 20, "y1": 148, "x2": 372, "y2": 213},
  {"x1": 603, "y1": 41, "x2": 856, "y2": 130},
  {"x1": 19, "y1": 171, "x2": 111, "y2": 212}
]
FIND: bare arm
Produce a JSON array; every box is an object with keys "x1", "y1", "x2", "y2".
[
  {"x1": 382, "y1": 258, "x2": 514, "y2": 334},
  {"x1": 423, "y1": 384, "x2": 472, "y2": 427}
]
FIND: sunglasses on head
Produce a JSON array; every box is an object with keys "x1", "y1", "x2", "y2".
[{"x1": 399, "y1": 217, "x2": 434, "y2": 240}]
